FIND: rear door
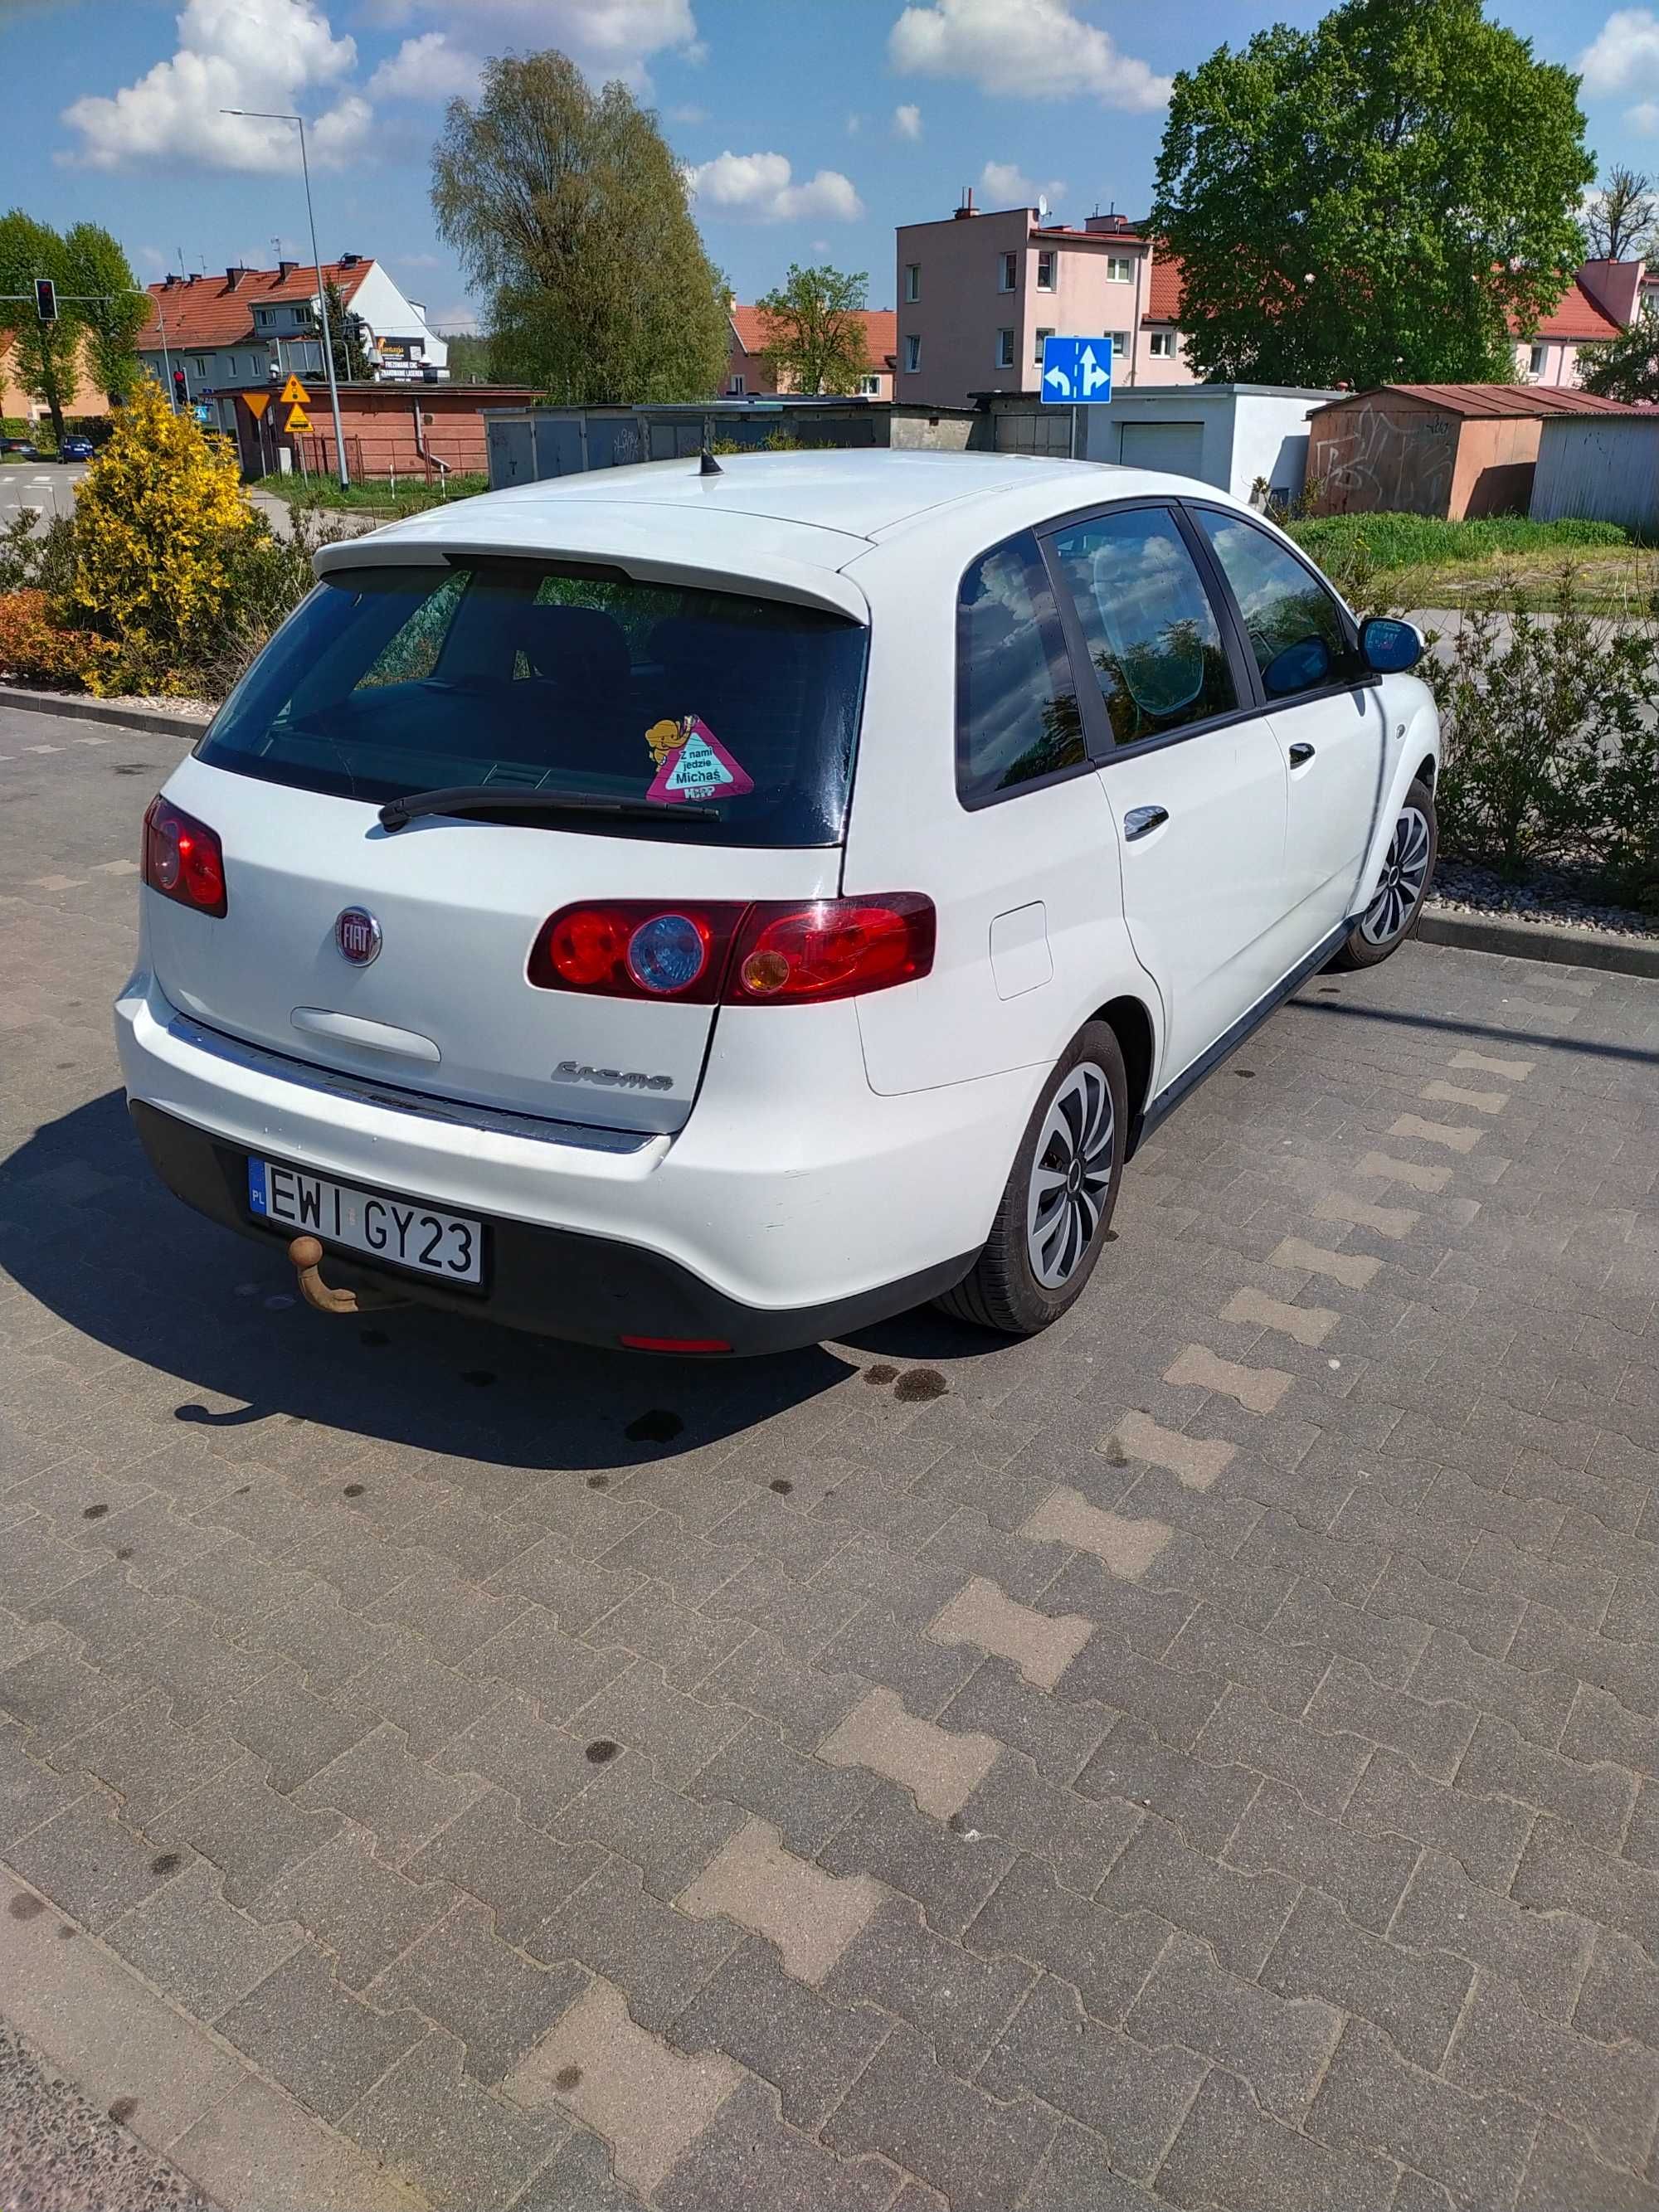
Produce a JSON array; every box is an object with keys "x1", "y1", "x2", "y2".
[
  {"x1": 148, "y1": 555, "x2": 866, "y2": 1135},
  {"x1": 1041, "y1": 500, "x2": 1293, "y2": 1086},
  {"x1": 1187, "y1": 503, "x2": 1387, "y2": 940}
]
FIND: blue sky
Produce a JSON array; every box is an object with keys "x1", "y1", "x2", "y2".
[{"x1": 3, "y1": 0, "x2": 1659, "y2": 334}]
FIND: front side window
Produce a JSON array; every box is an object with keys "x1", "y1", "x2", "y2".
[
  {"x1": 904, "y1": 262, "x2": 921, "y2": 302},
  {"x1": 904, "y1": 333, "x2": 921, "y2": 372},
  {"x1": 727, "y1": 374, "x2": 745, "y2": 394},
  {"x1": 1048, "y1": 507, "x2": 1237, "y2": 748},
  {"x1": 995, "y1": 328, "x2": 1015, "y2": 369},
  {"x1": 1529, "y1": 343, "x2": 1547, "y2": 376},
  {"x1": 999, "y1": 252, "x2": 1018, "y2": 291},
  {"x1": 956, "y1": 531, "x2": 1085, "y2": 805},
  {"x1": 1037, "y1": 250, "x2": 1056, "y2": 290},
  {"x1": 198, "y1": 561, "x2": 868, "y2": 848},
  {"x1": 1106, "y1": 331, "x2": 1127, "y2": 359},
  {"x1": 1034, "y1": 325, "x2": 1055, "y2": 365},
  {"x1": 1149, "y1": 330, "x2": 1175, "y2": 359},
  {"x1": 1192, "y1": 508, "x2": 1350, "y2": 700},
  {"x1": 1105, "y1": 256, "x2": 1132, "y2": 282}
]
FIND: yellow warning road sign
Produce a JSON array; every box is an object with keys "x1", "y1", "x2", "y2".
[
  {"x1": 278, "y1": 373, "x2": 311, "y2": 405},
  {"x1": 244, "y1": 391, "x2": 270, "y2": 421},
  {"x1": 284, "y1": 403, "x2": 313, "y2": 434}
]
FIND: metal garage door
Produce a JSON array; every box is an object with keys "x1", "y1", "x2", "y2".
[{"x1": 1118, "y1": 421, "x2": 1206, "y2": 479}]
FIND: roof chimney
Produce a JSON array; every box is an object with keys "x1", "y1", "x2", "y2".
[
  {"x1": 338, "y1": 251, "x2": 361, "y2": 268},
  {"x1": 954, "y1": 185, "x2": 976, "y2": 220},
  {"x1": 225, "y1": 265, "x2": 247, "y2": 289},
  {"x1": 278, "y1": 259, "x2": 298, "y2": 280},
  {"x1": 162, "y1": 272, "x2": 178, "y2": 289}
]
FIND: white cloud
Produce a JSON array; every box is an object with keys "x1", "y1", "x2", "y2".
[
  {"x1": 1631, "y1": 97, "x2": 1659, "y2": 128},
  {"x1": 368, "y1": 31, "x2": 480, "y2": 100},
  {"x1": 980, "y1": 159, "x2": 1066, "y2": 208},
  {"x1": 890, "y1": 0, "x2": 1170, "y2": 111},
  {"x1": 395, "y1": 250, "x2": 445, "y2": 269},
  {"x1": 1579, "y1": 9, "x2": 1659, "y2": 92},
  {"x1": 893, "y1": 101, "x2": 922, "y2": 139},
  {"x1": 845, "y1": 111, "x2": 864, "y2": 134},
  {"x1": 669, "y1": 101, "x2": 708, "y2": 123},
  {"x1": 61, "y1": 0, "x2": 372, "y2": 170},
  {"x1": 687, "y1": 150, "x2": 864, "y2": 222},
  {"x1": 360, "y1": 0, "x2": 699, "y2": 91}
]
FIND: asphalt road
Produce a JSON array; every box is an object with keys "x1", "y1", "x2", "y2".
[
  {"x1": 0, "y1": 462, "x2": 85, "y2": 526},
  {"x1": 2, "y1": 698, "x2": 1659, "y2": 2212}
]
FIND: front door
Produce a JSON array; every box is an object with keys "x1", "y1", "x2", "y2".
[
  {"x1": 1043, "y1": 502, "x2": 1293, "y2": 1087},
  {"x1": 1189, "y1": 504, "x2": 1389, "y2": 938}
]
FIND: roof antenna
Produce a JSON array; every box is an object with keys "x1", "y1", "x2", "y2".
[{"x1": 698, "y1": 444, "x2": 723, "y2": 475}]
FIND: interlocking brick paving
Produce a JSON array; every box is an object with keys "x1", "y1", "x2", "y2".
[{"x1": 3, "y1": 703, "x2": 1659, "y2": 2208}]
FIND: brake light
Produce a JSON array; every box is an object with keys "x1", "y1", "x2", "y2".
[
  {"x1": 143, "y1": 797, "x2": 226, "y2": 917},
  {"x1": 619, "y1": 1334, "x2": 733, "y2": 1354},
  {"x1": 528, "y1": 897, "x2": 934, "y2": 1004}
]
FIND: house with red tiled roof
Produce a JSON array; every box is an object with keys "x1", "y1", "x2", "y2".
[
  {"x1": 136, "y1": 254, "x2": 446, "y2": 406},
  {"x1": 1513, "y1": 262, "x2": 1639, "y2": 386},
  {"x1": 893, "y1": 192, "x2": 1192, "y2": 410},
  {"x1": 722, "y1": 302, "x2": 897, "y2": 399}
]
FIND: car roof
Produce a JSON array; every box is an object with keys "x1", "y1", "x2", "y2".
[{"x1": 316, "y1": 451, "x2": 1260, "y2": 615}]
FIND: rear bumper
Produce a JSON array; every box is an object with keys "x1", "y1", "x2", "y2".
[
  {"x1": 129, "y1": 1101, "x2": 971, "y2": 1353},
  {"x1": 114, "y1": 969, "x2": 1026, "y2": 1352}
]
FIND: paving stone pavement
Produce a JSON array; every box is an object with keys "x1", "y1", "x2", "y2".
[{"x1": 3, "y1": 702, "x2": 1659, "y2": 2210}]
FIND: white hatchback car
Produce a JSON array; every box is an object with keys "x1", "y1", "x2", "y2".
[{"x1": 115, "y1": 451, "x2": 1438, "y2": 1354}]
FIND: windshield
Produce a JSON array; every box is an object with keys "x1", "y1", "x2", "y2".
[{"x1": 197, "y1": 559, "x2": 869, "y2": 848}]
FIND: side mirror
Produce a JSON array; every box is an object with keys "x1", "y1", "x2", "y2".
[{"x1": 1360, "y1": 616, "x2": 1423, "y2": 673}]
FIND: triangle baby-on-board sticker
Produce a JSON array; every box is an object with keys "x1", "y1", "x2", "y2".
[{"x1": 645, "y1": 717, "x2": 756, "y2": 805}]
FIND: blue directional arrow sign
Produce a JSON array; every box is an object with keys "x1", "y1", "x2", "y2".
[{"x1": 1040, "y1": 335, "x2": 1113, "y2": 404}]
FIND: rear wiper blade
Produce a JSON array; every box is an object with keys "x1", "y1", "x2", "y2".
[{"x1": 377, "y1": 785, "x2": 718, "y2": 832}]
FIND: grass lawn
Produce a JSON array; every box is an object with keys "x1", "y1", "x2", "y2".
[
  {"x1": 253, "y1": 471, "x2": 490, "y2": 517},
  {"x1": 1284, "y1": 513, "x2": 1659, "y2": 612}
]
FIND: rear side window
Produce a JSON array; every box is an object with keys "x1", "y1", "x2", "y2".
[
  {"x1": 1192, "y1": 509, "x2": 1350, "y2": 699},
  {"x1": 956, "y1": 531, "x2": 1085, "y2": 806},
  {"x1": 197, "y1": 561, "x2": 868, "y2": 848},
  {"x1": 1048, "y1": 506, "x2": 1236, "y2": 747}
]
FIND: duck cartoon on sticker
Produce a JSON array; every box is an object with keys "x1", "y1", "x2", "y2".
[{"x1": 644, "y1": 715, "x2": 755, "y2": 805}]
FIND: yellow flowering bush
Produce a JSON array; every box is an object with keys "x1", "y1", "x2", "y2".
[{"x1": 68, "y1": 378, "x2": 257, "y2": 693}]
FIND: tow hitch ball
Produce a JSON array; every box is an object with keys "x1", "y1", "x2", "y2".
[{"x1": 286, "y1": 1235, "x2": 409, "y2": 1316}]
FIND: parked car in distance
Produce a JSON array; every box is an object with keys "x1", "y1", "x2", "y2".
[
  {"x1": 0, "y1": 437, "x2": 37, "y2": 457},
  {"x1": 115, "y1": 451, "x2": 1439, "y2": 1354},
  {"x1": 57, "y1": 435, "x2": 95, "y2": 462}
]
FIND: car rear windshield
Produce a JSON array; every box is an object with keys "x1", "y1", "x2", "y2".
[{"x1": 196, "y1": 558, "x2": 869, "y2": 847}]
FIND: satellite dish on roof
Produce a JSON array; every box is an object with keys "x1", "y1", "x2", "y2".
[{"x1": 1036, "y1": 195, "x2": 1049, "y2": 221}]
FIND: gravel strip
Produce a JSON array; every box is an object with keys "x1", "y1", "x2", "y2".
[
  {"x1": 1432, "y1": 855, "x2": 1657, "y2": 940},
  {"x1": 0, "y1": 2021, "x2": 216, "y2": 2212}
]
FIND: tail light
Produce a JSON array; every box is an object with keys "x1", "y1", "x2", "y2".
[
  {"x1": 143, "y1": 797, "x2": 226, "y2": 917},
  {"x1": 528, "y1": 897, "x2": 934, "y2": 1005}
]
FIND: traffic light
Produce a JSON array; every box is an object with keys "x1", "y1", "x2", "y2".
[
  {"x1": 173, "y1": 367, "x2": 187, "y2": 407},
  {"x1": 33, "y1": 278, "x2": 56, "y2": 323}
]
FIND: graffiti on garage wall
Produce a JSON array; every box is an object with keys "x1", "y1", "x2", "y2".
[{"x1": 1311, "y1": 402, "x2": 1456, "y2": 516}]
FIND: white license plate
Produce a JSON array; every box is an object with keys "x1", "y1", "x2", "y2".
[{"x1": 246, "y1": 1158, "x2": 484, "y2": 1285}]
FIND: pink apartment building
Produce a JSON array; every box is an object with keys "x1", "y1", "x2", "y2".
[
  {"x1": 1515, "y1": 260, "x2": 1638, "y2": 386},
  {"x1": 893, "y1": 193, "x2": 1193, "y2": 409}
]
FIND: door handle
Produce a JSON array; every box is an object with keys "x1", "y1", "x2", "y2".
[
  {"x1": 1289, "y1": 741, "x2": 1316, "y2": 766},
  {"x1": 1123, "y1": 805, "x2": 1169, "y2": 841}
]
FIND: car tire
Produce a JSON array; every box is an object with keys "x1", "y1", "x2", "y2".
[
  {"x1": 1327, "y1": 775, "x2": 1438, "y2": 971},
  {"x1": 936, "y1": 1019, "x2": 1128, "y2": 1337}
]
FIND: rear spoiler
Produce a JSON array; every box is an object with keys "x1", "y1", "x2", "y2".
[{"x1": 312, "y1": 504, "x2": 871, "y2": 625}]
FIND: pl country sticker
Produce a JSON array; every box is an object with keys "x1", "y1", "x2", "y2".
[{"x1": 644, "y1": 715, "x2": 754, "y2": 805}]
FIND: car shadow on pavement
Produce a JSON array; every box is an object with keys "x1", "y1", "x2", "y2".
[{"x1": 1, "y1": 1090, "x2": 905, "y2": 1474}]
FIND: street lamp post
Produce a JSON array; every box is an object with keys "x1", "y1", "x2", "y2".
[{"x1": 221, "y1": 106, "x2": 350, "y2": 489}]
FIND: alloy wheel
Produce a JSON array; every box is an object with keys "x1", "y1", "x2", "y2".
[
  {"x1": 1360, "y1": 803, "x2": 1432, "y2": 946},
  {"x1": 1026, "y1": 1061, "x2": 1115, "y2": 1290}
]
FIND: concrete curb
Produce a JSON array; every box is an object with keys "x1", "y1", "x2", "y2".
[
  {"x1": 1418, "y1": 902, "x2": 1659, "y2": 980},
  {"x1": 2, "y1": 1863, "x2": 427, "y2": 2212},
  {"x1": 0, "y1": 683, "x2": 209, "y2": 743}
]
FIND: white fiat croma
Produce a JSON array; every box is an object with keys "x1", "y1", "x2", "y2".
[{"x1": 115, "y1": 451, "x2": 1438, "y2": 1354}]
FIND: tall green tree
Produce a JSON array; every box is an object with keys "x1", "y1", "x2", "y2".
[
  {"x1": 430, "y1": 51, "x2": 728, "y2": 405},
  {"x1": 757, "y1": 265, "x2": 870, "y2": 395},
  {"x1": 63, "y1": 222, "x2": 146, "y2": 402},
  {"x1": 1576, "y1": 305, "x2": 1659, "y2": 401},
  {"x1": 1151, "y1": 0, "x2": 1595, "y2": 389},
  {"x1": 438, "y1": 329, "x2": 494, "y2": 382},
  {"x1": 0, "y1": 210, "x2": 80, "y2": 440}
]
